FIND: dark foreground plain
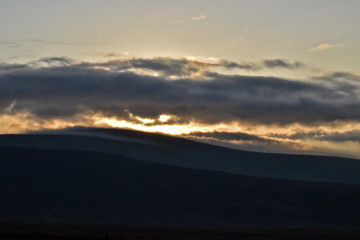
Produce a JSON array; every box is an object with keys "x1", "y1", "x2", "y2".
[
  {"x1": 1, "y1": 222, "x2": 360, "y2": 240},
  {"x1": 1, "y1": 145, "x2": 360, "y2": 227},
  {"x1": 1, "y1": 129, "x2": 360, "y2": 239}
]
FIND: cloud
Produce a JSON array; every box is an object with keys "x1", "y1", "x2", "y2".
[
  {"x1": 270, "y1": 130, "x2": 360, "y2": 143},
  {"x1": 0, "y1": 41, "x2": 19, "y2": 46},
  {"x1": 1, "y1": 56, "x2": 359, "y2": 157},
  {"x1": 219, "y1": 60, "x2": 260, "y2": 70},
  {"x1": 0, "y1": 57, "x2": 359, "y2": 128},
  {"x1": 192, "y1": 13, "x2": 207, "y2": 21},
  {"x1": 0, "y1": 62, "x2": 28, "y2": 72},
  {"x1": 1, "y1": 39, "x2": 73, "y2": 49},
  {"x1": 28, "y1": 57, "x2": 73, "y2": 68},
  {"x1": 104, "y1": 52, "x2": 129, "y2": 58},
  {"x1": 262, "y1": 59, "x2": 304, "y2": 70},
  {"x1": 319, "y1": 130, "x2": 360, "y2": 143},
  {"x1": 0, "y1": 57, "x2": 305, "y2": 76},
  {"x1": 173, "y1": 20, "x2": 184, "y2": 24},
  {"x1": 308, "y1": 43, "x2": 344, "y2": 52},
  {"x1": 0, "y1": 57, "x2": 72, "y2": 73},
  {"x1": 72, "y1": 57, "x2": 305, "y2": 76},
  {"x1": 20, "y1": 39, "x2": 73, "y2": 46},
  {"x1": 5, "y1": 101, "x2": 16, "y2": 113},
  {"x1": 314, "y1": 72, "x2": 360, "y2": 84},
  {"x1": 183, "y1": 131, "x2": 273, "y2": 144},
  {"x1": 76, "y1": 57, "x2": 263, "y2": 77},
  {"x1": 182, "y1": 131, "x2": 313, "y2": 154}
]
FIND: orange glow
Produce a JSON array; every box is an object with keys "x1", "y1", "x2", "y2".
[
  {"x1": 1, "y1": 111, "x2": 360, "y2": 159},
  {"x1": 93, "y1": 116, "x2": 231, "y2": 135},
  {"x1": 159, "y1": 114, "x2": 171, "y2": 123}
]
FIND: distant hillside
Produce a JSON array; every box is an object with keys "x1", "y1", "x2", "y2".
[
  {"x1": 1, "y1": 145, "x2": 360, "y2": 227},
  {"x1": 0, "y1": 127, "x2": 360, "y2": 184}
]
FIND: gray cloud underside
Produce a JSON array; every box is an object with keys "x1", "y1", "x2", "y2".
[{"x1": 0, "y1": 57, "x2": 359, "y2": 125}]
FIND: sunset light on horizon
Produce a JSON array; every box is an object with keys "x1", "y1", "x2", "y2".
[{"x1": 1, "y1": 0, "x2": 359, "y2": 159}]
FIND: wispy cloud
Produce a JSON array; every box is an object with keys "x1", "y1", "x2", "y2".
[
  {"x1": 182, "y1": 131, "x2": 308, "y2": 153},
  {"x1": 0, "y1": 41, "x2": 18, "y2": 45},
  {"x1": 104, "y1": 52, "x2": 129, "y2": 58},
  {"x1": 0, "y1": 41, "x2": 20, "y2": 47},
  {"x1": 270, "y1": 129, "x2": 360, "y2": 143},
  {"x1": 16, "y1": 39, "x2": 73, "y2": 46},
  {"x1": 308, "y1": 43, "x2": 344, "y2": 52},
  {"x1": 262, "y1": 59, "x2": 304, "y2": 70},
  {"x1": 183, "y1": 131, "x2": 273, "y2": 144},
  {"x1": 173, "y1": 20, "x2": 184, "y2": 24},
  {"x1": 192, "y1": 13, "x2": 207, "y2": 21},
  {"x1": 5, "y1": 101, "x2": 16, "y2": 113}
]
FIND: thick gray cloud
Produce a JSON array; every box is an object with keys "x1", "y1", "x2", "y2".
[{"x1": 0, "y1": 57, "x2": 359, "y2": 126}]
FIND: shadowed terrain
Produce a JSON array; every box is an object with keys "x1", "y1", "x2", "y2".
[
  {"x1": 1, "y1": 142, "x2": 360, "y2": 227},
  {"x1": 0, "y1": 128, "x2": 360, "y2": 184},
  {"x1": 1, "y1": 222, "x2": 360, "y2": 240}
]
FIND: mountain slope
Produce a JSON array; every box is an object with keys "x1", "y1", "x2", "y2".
[
  {"x1": 0, "y1": 128, "x2": 359, "y2": 184},
  {"x1": 1, "y1": 145, "x2": 360, "y2": 227}
]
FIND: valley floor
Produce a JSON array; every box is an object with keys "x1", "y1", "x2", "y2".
[{"x1": 0, "y1": 222, "x2": 360, "y2": 240}]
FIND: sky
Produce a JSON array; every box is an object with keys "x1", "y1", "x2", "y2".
[{"x1": 0, "y1": 0, "x2": 359, "y2": 158}]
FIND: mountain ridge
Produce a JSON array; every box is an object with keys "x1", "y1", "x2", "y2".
[{"x1": 0, "y1": 127, "x2": 359, "y2": 184}]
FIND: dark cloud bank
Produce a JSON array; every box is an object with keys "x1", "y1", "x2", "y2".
[{"x1": 0, "y1": 57, "x2": 359, "y2": 127}]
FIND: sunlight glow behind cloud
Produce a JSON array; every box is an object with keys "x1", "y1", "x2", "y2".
[{"x1": 1, "y1": 0, "x2": 359, "y2": 159}]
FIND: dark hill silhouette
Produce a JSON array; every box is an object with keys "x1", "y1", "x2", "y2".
[
  {"x1": 1, "y1": 145, "x2": 360, "y2": 227},
  {"x1": 0, "y1": 127, "x2": 360, "y2": 184}
]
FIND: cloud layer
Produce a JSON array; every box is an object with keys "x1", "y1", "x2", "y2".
[
  {"x1": 0, "y1": 57, "x2": 359, "y2": 127},
  {"x1": 0, "y1": 56, "x2": 359, "y2": 158}
]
